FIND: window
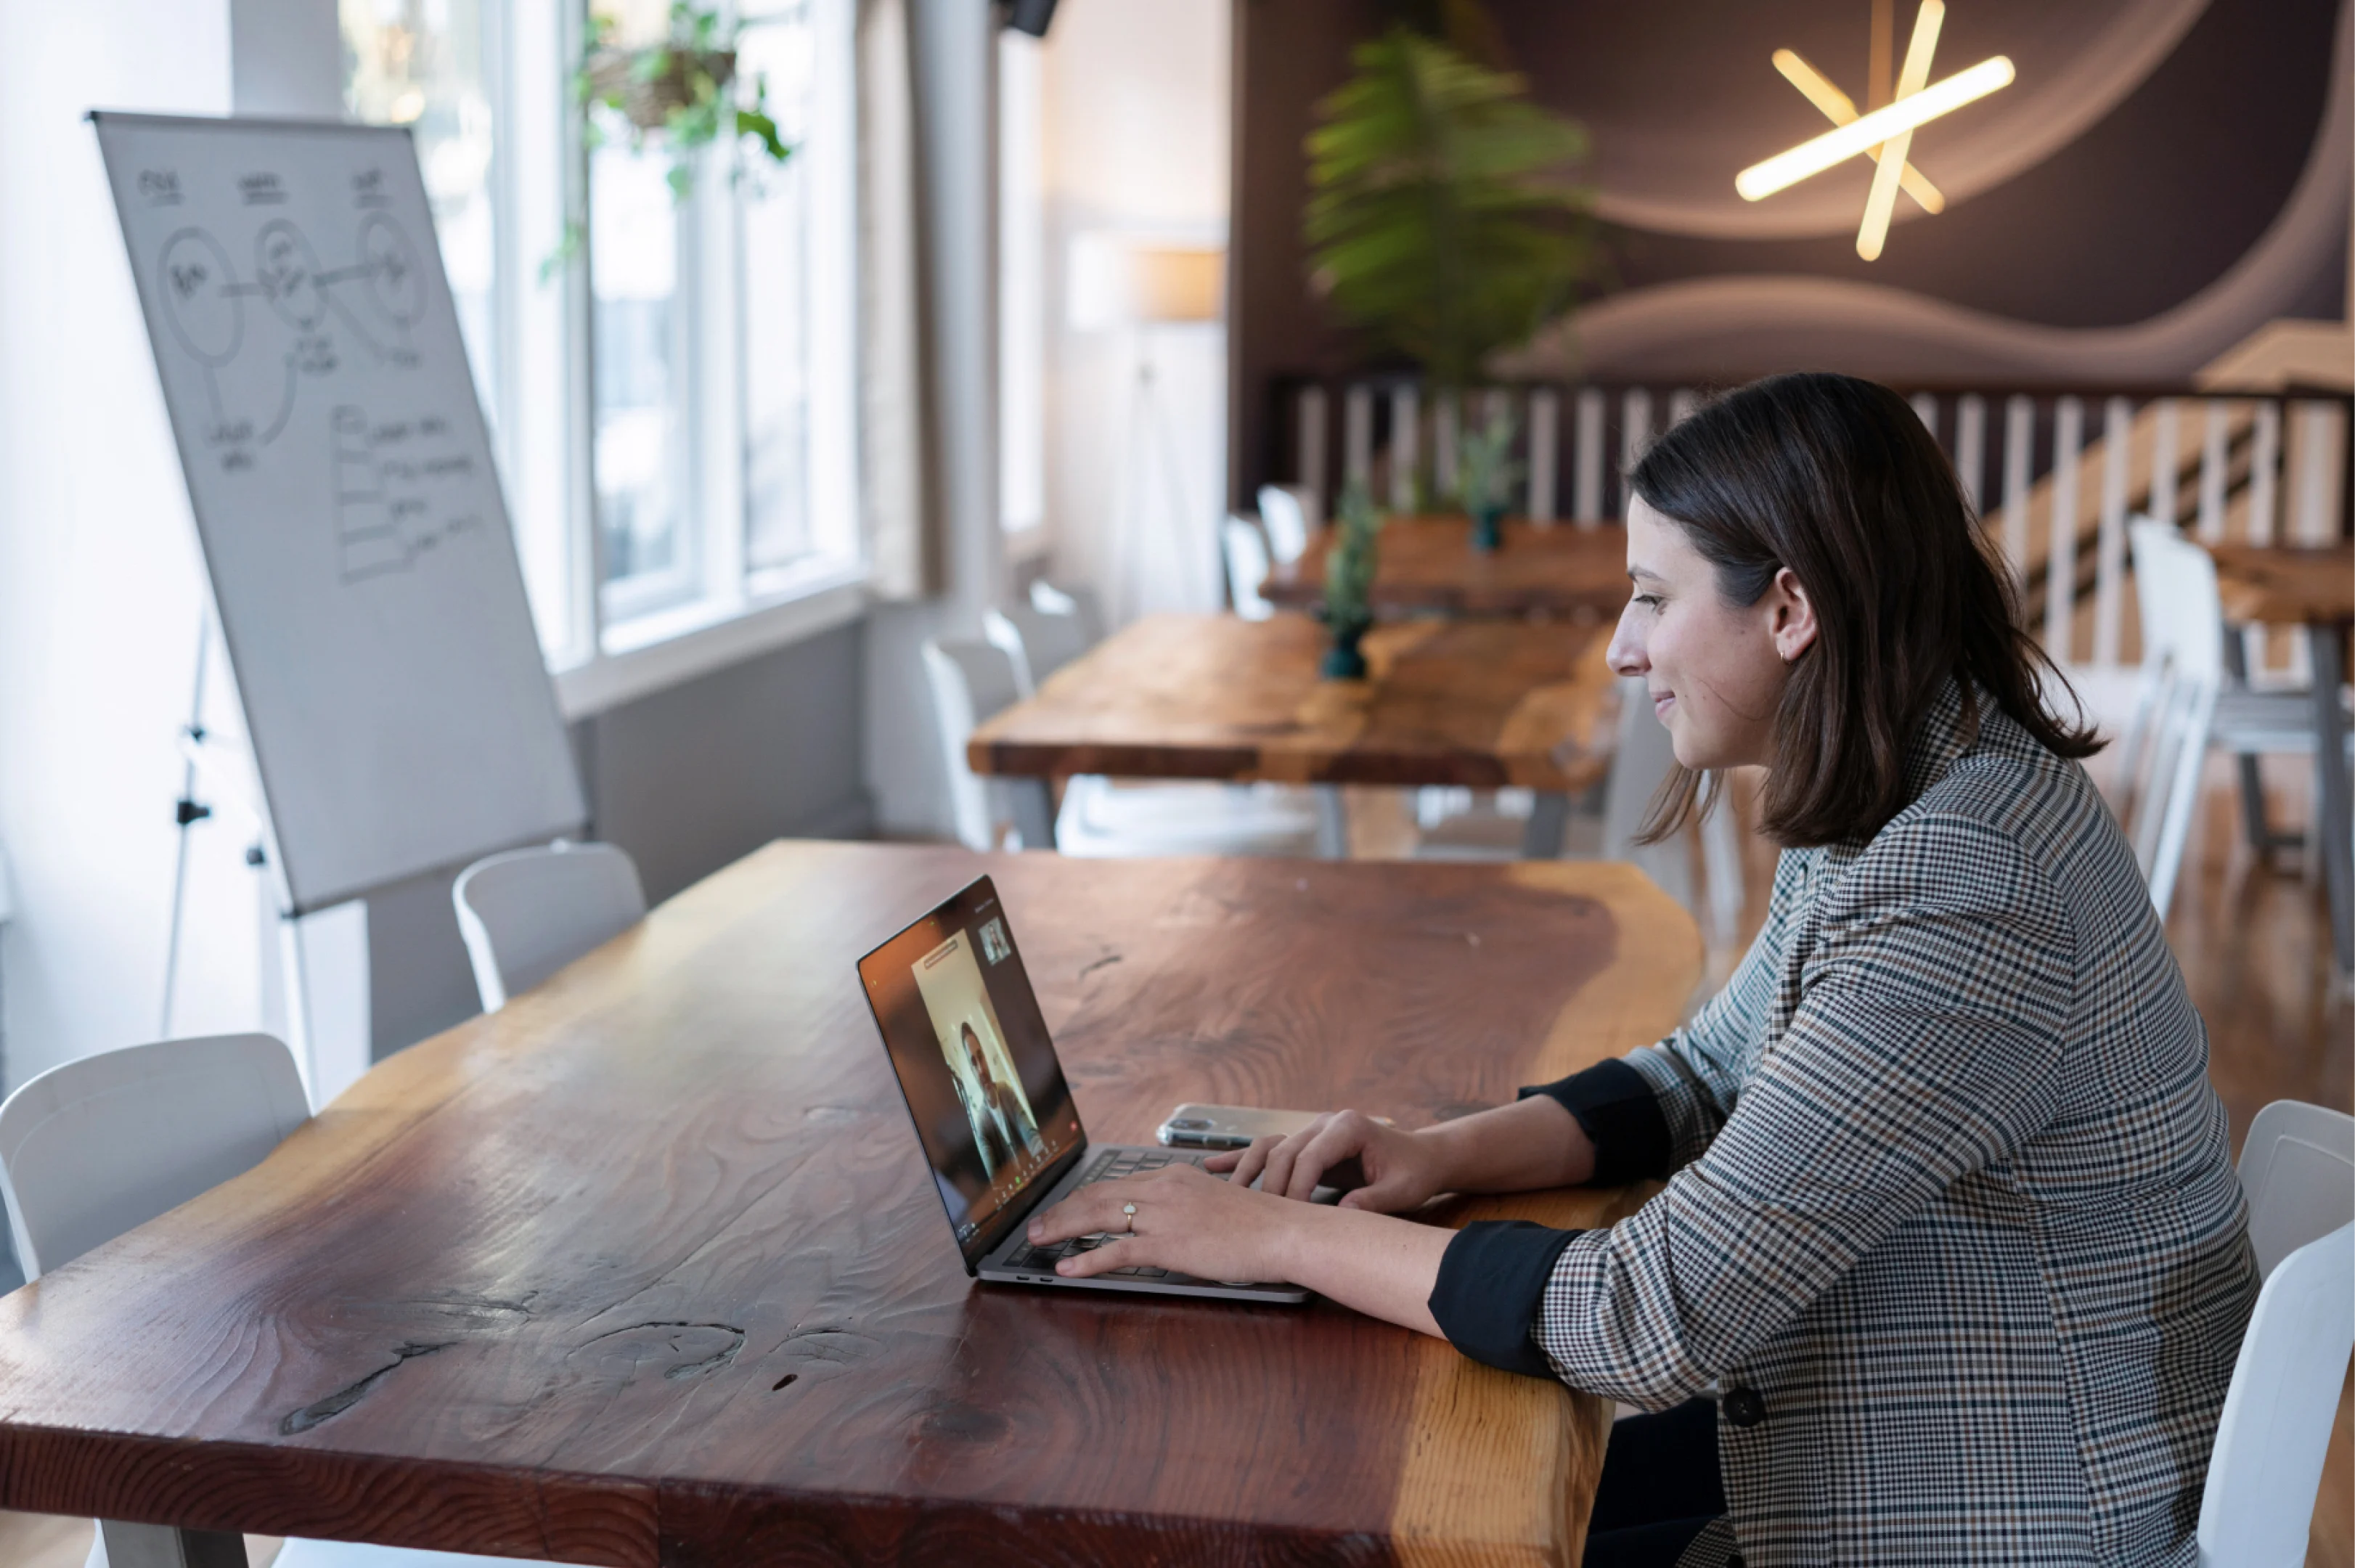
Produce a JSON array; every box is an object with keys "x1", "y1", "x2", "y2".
[
  {"x1": 341, "y1": 0, "x2": 499, "y2": 415},
  {"x1": 341, "y1": 0, "x2": 862, "y2": 699}
]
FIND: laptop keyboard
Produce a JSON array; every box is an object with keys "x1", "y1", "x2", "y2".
[{"x1": 1000, "y1": 1146, "x2": 1212, "y2": 1278}]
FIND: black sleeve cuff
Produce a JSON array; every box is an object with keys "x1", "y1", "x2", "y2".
[
  {"x1": 1519, "y1": 1057, "x2": 1672, "y2": 1186},
  {"x1": 1429, "y1": 1220, "x2": 1581, "y2": 1377}
]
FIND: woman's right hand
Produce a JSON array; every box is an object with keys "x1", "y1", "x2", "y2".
[{"x1": 1206, "y1": 1110, "x2": 1450, "y2": 1213}]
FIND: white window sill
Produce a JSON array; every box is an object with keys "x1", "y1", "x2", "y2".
[{"x1": 552, "y1": 560, "x2": 868, "y2": 719}]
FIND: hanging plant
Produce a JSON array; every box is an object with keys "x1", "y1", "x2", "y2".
[
  {"x1": 543, "y1": 3, "x2": 794, "y2": 278},
  {"x1": 1303, "y1": 24, "x2": 1595, "y2": 391}
]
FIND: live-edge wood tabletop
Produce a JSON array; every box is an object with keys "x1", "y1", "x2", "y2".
[
  {"x1": 967, "y1": 612, "x2": 1622, "y2": 795},
  {"x1": 0, "y1": 841, "x2": 1699, "y2": 1566}
]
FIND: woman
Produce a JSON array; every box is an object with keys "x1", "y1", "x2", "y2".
[{"x1": 1027, "y1": 373, "x2": 2258, "y2": 1567}]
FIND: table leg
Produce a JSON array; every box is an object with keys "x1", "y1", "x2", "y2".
[
  {"x1": 2309, "y1": 624, "x2": 2353, "y2": 974},
  {"x1": 99, "y1": 1521, "x2": 248, "y2": 1568},
  {"x1": 1313, "y1": 785, "x2": 1349, "y2": 859},
  {"x1": 1006, "y1": 778, "x2": 1057, "y2": 852},
  {"x1": 1522, "y1": 791, "x2": 1570, "y2": 859}
]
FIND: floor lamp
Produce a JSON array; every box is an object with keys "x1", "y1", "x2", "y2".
[{"x1": 1069, "y1": 234, "x2": 1224, "y2": 624}]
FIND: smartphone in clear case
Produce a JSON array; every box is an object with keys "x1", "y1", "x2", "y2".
[{"x1": 1156, "y1": 1104, "x2": 1391, "y2": 1150}]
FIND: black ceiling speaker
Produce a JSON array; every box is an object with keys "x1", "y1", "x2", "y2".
[{"x1": 1005, "y1": 0, "x2": 1058, "y2": 38}]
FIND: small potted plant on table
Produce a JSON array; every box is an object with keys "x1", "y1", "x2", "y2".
[
  {"x1": 1320, "y1": 483, "x2": 1386, "y2": 679},
  {"x1": 1456, "y1": 406, "x2": 1521, "y2": 553}
]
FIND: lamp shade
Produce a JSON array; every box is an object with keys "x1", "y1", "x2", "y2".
[{"x1": 1067, "y1": 234, "x2": 1225, "y2": 330}]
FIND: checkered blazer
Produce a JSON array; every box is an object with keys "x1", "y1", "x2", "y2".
[{"x1": 1538, "y1": 681, "x2": 2258, "y2": 1566}]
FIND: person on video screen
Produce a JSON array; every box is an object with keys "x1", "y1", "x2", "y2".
[{"x1": 952, "y1": 1020, "x2": 1043, "y2": 1180}]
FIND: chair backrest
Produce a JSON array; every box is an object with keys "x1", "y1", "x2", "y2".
[
  {"x1": 1255, "y1": 483, "x2": 1316, "y2": 564},
  {"x1": 0, "y1": 1034, "x2": 311, "y2": 1280},
  {"x1": 2119, "y1": 521, "x2": 2224, "y2": 918},
  {"x1": 1599, "y1": 675, "x2": 1693, "y2": 907},
  {"x1": 984, "y1": 595, "x2": 1101, "y2": 696},
  {"x1": 2192, "y1": 1101, "x2": 2355, "y2": 1566},
  {"x1": 453, "y1": 841, "x2": 647, "y2": 1013},
  {"x1": 2185, "y1": 1097, "x2": 2355, "y2": 1563},
  {"x1": 2239, "y1": 1099, "x2": 2355, "y2": 1279},
  {"x1": 922, "y1": 637, "x2": 1027, "y2": 852},
  {"x1": 1029, "y1": 578, "x2": 1106, "y2": 644},
  {"x1": 1223, "y1": 515, "x2": 1274, "y2": 621},
  {"x1": 981, "y1": 609, "x2": 1038, "y2": 697}
]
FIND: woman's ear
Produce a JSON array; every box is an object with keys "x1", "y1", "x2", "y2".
[{"x1": 1769, "y1": 566, "x2": 1819, "y2": 663}]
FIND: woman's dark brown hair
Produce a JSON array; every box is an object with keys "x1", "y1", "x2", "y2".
[{"x1": 1631, "y1": 371, "x2": 2099, "y2": 849}]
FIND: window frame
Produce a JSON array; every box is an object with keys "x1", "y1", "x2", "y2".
[{"x1": 348, "y1": 0, "x2": 867, "y2": 716}]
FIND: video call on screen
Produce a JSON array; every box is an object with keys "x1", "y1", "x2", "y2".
[{"x1": 870, "y1": 883, "x2": 1079, "y2": 1244}]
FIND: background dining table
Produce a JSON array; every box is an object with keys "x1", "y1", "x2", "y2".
[
  {"x1": 1261, "y1": 516, "x2": 1632, "y2": 620},
  {"x1": 967, "y1": 611, "x2": 1621, "y2": 858},
  {"x1": 0, "y1": 841, "x2": 1700, "y2": 1566}
]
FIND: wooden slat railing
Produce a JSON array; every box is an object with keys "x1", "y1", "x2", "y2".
[{"x1": 1270, "y1": 375, "x2": 2353, "y2": 679}]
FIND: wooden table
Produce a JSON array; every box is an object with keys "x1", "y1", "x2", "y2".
[
  {"x1": 1262, "y1": 518, "x2": 1631, "y2": 619},
  {"x1": 0, "y1": 842, "x2": 1699, "y2": 1566},
  {"x1": 968, "y1": 613, "x2": 1622, "y2": 858},
  {"x1": 2209, "y1": 542, "x2": 2355, "y2": 973}
]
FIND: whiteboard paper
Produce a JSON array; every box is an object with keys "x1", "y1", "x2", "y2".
[{"x1": 94, "y1": 113, "x2": 584, "y2": 913}]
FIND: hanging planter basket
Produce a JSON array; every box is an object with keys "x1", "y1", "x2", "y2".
[{"x1": 584, "y1": 46, "x2": 738, "y2": 134}]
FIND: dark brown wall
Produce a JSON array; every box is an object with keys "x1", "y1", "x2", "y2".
[{"x1": 1228, "y1": 0, "x2": 2350, "y2": 505}]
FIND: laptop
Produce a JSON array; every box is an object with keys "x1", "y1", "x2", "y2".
[{"x1": 856, "y1": 875, "x2": 1312, "y2": 1304}]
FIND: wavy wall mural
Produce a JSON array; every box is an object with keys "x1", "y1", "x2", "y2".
[{"x1": 1229, "y1": 0, "x2": 2351, "y2": 497}]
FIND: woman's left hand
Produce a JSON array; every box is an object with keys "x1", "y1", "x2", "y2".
[{"x1": 1024, "y1": 1164, "x2": 1302, "y2": 1284}]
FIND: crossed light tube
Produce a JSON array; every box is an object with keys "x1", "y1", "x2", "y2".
[{"x1": 1736, "y1": 1, "x2": 2015, "y2": 261}]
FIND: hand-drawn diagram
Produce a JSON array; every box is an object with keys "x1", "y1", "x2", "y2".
[
  {"x1": 158, "y1": 213, "x2": 428, "y2": 467},
  {"x1": 331, "y1": 404, "x2": 484, "y2": 583}
]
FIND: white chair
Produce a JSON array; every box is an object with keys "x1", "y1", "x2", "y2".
[
  {"x1": 2195, "y1": 1101, "x2": 2355, "y2": 1568},
  {"x1": 2116, "y1": 523, "x2": 2228, "y2": 919},
  {"x1": 0, "y1": 1035, "x2": 521, "y2": 1568},
  {"x1": 1223, "y1": 515, "x2": 1276, "y2": 621},
  {"x1": 452, "y1": 841, "x2": 646, "y2": 1013},
  {"x1": 1411, "y1": 678, "x2": 1747, "y2": 936},
  {"x1": 923, "y1": 638, "x2": 1031, "y2": 852},
  {"x1": 1254, "y1": 483, "x2": 1317, "y2": 565},
  {"x1": 2117, "y1": 520, "x2": 2348, "y2": 897},
  {"x1": 1598, "y1": 677, "x2": 1746, "y2": 939},
  {"x1": 923, "y1": 636, "x2": 1321, "y2": 858},
  {"x1": 1027, "y1": 578, "x2": 1105, "y2": 644},
  {"x1": 984, "y1": 600, "x2": 1093, "y2": 695}
]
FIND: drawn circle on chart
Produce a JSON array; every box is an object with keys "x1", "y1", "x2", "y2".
[
  {"x1": 158, "y1": 227, "x2": 242, "y2": 367},
  {"x1": 254, "y1": 219, "x2": 328, "y2": 332},
  {"x1": 356, "y1": 212, "x2": 425, "y2": 328}
]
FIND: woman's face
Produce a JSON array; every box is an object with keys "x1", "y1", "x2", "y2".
[{"x1": 1606, "y1": 498, "x2": 1818, "y2": 772}]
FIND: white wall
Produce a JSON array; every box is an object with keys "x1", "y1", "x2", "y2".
[
  {"x1": 0, "y1": 0, "x2": 347, "y2": 1093},
  {"x1": 0, "y1": 0, "x2": 247, "y2": 1090},
  {"x1": 1037, "y1": 0, "x2": 1231, "y2": 621}
]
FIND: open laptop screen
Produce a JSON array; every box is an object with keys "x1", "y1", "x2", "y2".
[{"x1": 857, "y1": 875, "x2": 1084, "y2": 1269}]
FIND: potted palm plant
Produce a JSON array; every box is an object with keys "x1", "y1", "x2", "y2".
[{"x1": 1303, "y1": 20, "x2": 1590, "y2": 546}]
